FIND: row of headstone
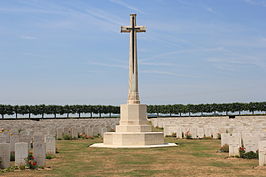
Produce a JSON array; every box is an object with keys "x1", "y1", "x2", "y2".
[
  {"x1": 164, "y1": 125, "x2": 220, "y2": 139},
  {"x1": 0, "y1": 135, "x2": 56, "y2": 169},
  {"x1": 151, "y1": 116, "x2": 266, "y2": 166},
  {"x1": 56, "y1": 125, "x2": 113, "y2": 139},
  {"x1": 159, "y1": 116, "x2": 266, "y2": 139},
  {"x1": 0, "y1": 118, "x2": 119, "y2": 142},
  {"x1": 152, "y1": 116, "x2": 266, "y2": 130},
  {"x1": 221, "y1": 133, "x2": 266, "y2": 166}
]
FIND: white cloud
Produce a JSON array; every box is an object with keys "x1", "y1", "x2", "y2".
[
  {"x1": 86, "y1": 8, "x2": 124, "y2": 25},
  {"x1": 110, "y1": 0, "x2": 142, "y2": 12}
]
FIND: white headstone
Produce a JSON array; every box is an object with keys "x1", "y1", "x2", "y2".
[
  {"x1": 191, "y1": 127, "x2": 197, "y2": 139},
  {"x1": 85, "y1": 127, "x2": 93, "y2": 137},
  {"x1": 259, "y1": 141, "x2": 266, "y2": 166},
  {"x1": 0, "y1": 143, "x2": 10, "y2": 169},
  {"x1": 45, "y1": 135, "x2": 56, "y2": 154},
  {"x1": 33, "y1": 141, "x2": 46, "y2": 167},
  {"x1": 204, "y1": 127, "x2": 212, "y2": 137},
  {"x1": 197, "y1": 128, "x2": 204, "y2": 139},
  {"x1": 92, "y1": 126, "x2": 101, "y2": 137},
  {"x1": 243, "y1": 136, "x2": 257, "y2": 152},
  {"x1": 15, "y1": 142, "x2": 28, "y2": 166},
  {"x1": 229, "y1": 135, "x2": 241, "y2": 156},
  {"x1": 176, "y1": 127, "x2": 182, "y2": 139},
  {"x1": 71, "y1": 128, "x2": 78, "y2": 139},
  {"x1": 221, "y1": 133, "x2": 229, "y2": 147},
  {"x1": 56, "y1": 128, "x2": 63, "y2": 139}
]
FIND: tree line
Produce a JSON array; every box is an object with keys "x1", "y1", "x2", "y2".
[
  {"x1": 0, "y1": 105, "x2": 119, "y2": 119},
  {"x1": 0, "y1": 102, "x2": 265, "y2": 119},
  {"x1": 147, "y1": 102, "x2": 266, "y2": 117}
]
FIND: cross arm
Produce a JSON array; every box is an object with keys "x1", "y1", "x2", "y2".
[
  {"x1": 135, "y1": 26, "x2": 146, "y2": 32},
  {"x1": 121, "y1": 26, "x2": 147, "y2": 33},
  {"x1": 121, "y1": 26, "x2": 131, "y2": 33}
]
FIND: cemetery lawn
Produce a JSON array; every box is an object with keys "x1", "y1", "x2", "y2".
[{"x1": 3, "y1": 138, "x2": 266, "y2": 177}]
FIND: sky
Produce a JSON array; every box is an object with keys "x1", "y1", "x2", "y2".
[{"x1": 0, "y1": 0, "x2": 266, "y2": 105}]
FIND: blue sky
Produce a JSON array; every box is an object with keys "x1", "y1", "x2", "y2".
[{"x1": 0, "y1": 0, "x2": 265, "y2": 105}]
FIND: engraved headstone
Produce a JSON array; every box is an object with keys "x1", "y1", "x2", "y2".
[
  {"x1": 191, "y1": 127, "x2": 197, "y2": 139},
  {"x1": 92, "y1": 126, "x2": 101, "y2": 137},
  {"x1": 71, "y1": 128, "x2": 78, "y2": 139},
  {"x1": 85, "y1": 127, "x2": 93, "y2": 137},
  {"x1": 33, "y1": 141, "x2": 46, "y2": 167},
  {"x1": 45, "y1": 135, "x2": 56, "y2": 154},
  {"x1": 197, "y1": 128, "x2": 204, "y2": 139},
  {"x1": 243, "y1": 136, "x2": 257, "y2": 152},
  {"x1": 56, "y1": 128, "x2": 63, "y2": 139},
  {"x1": 259, "y1": 141, "x2": 266, "y2": 166},
  {"x1": 221, "y1": 133, "x2": 230, "y2": 146},
  {"x1": 176, "y1": 127, "x2": 182, "y2": 139},
  {"x1": 229, "y1": 135, "x2": 241, "y2": 156},
  {"x1": 204, "y1": 127, "x2": 212, "y2": 138},
  {"x1": 15, "y1": 142, "x2": 28, "y2": 166},
  {"x1": 0, "y1": 143, "x2": 10, "y2": 169}
]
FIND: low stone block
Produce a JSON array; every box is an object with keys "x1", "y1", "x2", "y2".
[{"x1": 104, "y1": 132, "x2": 164, "y2": 146}]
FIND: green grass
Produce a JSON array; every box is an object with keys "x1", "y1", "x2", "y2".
[{"x1": 2, "y1": 138, "x2": 265, "y2": 177}]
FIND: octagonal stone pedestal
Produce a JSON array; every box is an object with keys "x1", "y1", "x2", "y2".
[
  {"x1": 90, "y1": 104, "x2": 177, "y2": 148},
  {"x1": 104, "y1": 132, "x2": 164, "y2": 146},
  {"x1": 90, "y1": 131, "x2": 177, "y2": 148}
]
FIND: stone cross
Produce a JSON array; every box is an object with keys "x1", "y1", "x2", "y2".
[{"x1": 121, "y1": 14, "x2": 146, "y2": 104}]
